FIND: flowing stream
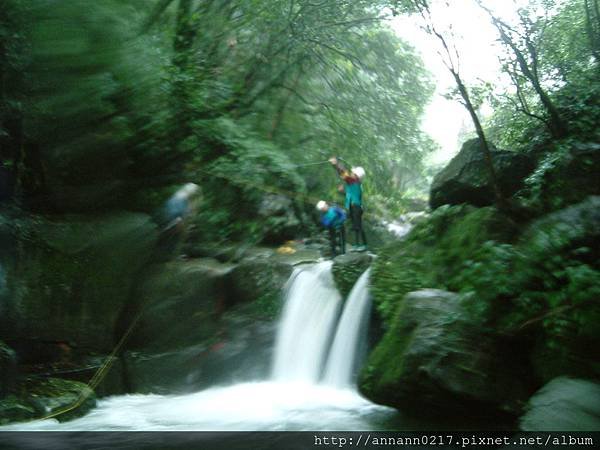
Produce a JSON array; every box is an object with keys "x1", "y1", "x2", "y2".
[{"x1": 2, "y1": 261, "x2": 396, "y2": 431}]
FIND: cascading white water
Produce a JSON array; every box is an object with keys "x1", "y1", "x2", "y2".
[
  {"x1": 322, "y1": 268, "x2": 372, "y2": 387},
  {"x1": 271, "y1": 261, "x2": 342, "y2": 383},
  {"x1": 0, "y1": 261, "x2": 397, "y2": 432}
]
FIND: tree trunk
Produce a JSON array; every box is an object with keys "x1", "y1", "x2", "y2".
[{"x1": 452, "y1": 70, "x2": 507, "y2": 209}]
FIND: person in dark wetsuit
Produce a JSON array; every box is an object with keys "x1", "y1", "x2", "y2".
[
  {"x1": 328, "y1": 157, "x2": 367, "y2": 251},
  {"x1": 316, "y1": 200, "x2": 346, "y2": 257}
]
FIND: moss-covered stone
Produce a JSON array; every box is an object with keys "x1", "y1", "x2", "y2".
[
  {"x1": 359, "y1": 289, "x2": 529, "y2": 418},
  {"x1": 331, "y1": 252, "x2": 373, "y2": 298},
  {"x1": 226, "y1": 253, "x2": 294, "y2": 320},
  {"x1": 0, "y1": 377, "x2": 95, "y2": 425}
]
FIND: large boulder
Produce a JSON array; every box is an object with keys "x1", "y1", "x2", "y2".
[
  {"x1": 122, "y1": 254, "x2": 290, "y2": 393},
  {"x1": 124, "y1": 259, "x2": 233, "y2": 353},
  {"x1": 257, "y1": 194, "x2": 303, "y2": 245},
  {"x1": 520, "y1": 377, "x2": 600, "y2": 431},
  {"x1": 359, "y1": 289, "x2": 529, "y2": 417},
  {"x1": 430, "y1": 138, "x2": 535, "y2": 209},
  {"x1": 226, "y1": 252, "x2": 294, "y2": 318},
  {"x1": 121, "y1": 258, "x2": 231, "y2": 393},
  {"x1": 123, "y1": 305, "x2": 277, "y2": 394},
  {"x1": 332, "y1": 252, "x2": 373, "y2": 298}
]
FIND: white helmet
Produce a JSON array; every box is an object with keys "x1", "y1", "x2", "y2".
[
  {"x1": 316, "y1": 200, "x2": 328, "y2": 211},
  {"x1": 351, "y1": 166, "x2": 365, "y2": 180}
]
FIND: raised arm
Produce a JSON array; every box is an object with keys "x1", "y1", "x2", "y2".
[{"x1": 328, "y1": 156, "x2": 348, "y2": 177}]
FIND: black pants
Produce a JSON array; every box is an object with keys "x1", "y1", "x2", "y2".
[
  {"x1": 349, "y1": 204, "x2": 367, "y2": 246},
  {"x1": 329, "y1": 226, "x2": 346, "y2": 256}
]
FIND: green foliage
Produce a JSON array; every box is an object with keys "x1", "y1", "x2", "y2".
[{"x1": 371, "y1": 205, "x2": 518, "y2": 326}]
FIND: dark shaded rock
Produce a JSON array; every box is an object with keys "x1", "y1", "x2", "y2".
[
  {"x1": 534, "y1": 142, "x2": 600, "y2": 213},
  {"x1": 0, "y1": 341, "x2": 17, "y2": 398},
  {"x1": 521, "y1": 196, "x2": 600, "y2": 267},
  {"x1": 332, "y1": 252, "x2": 373, "y2": 298},
  {"x1": 521, "y1": 197, "x2": 600, "y2": 382},
  {"x1": 359, "y1": 289, "x2": 529, "y2": 418},
  {"x1": 124, "y1": 305, "x2": 276, "y2": 394},
  {"x1": 257, "y1": 194, "x2": 302, "y2": 245},
  {"x1": 121, "y1": 250, "x2": 296, "y2": 394},
  {"x1": 226, "y1": 255, "x2": 294, "y2": 319},
  {"x1": 0, "y1": 377, "x2": 95, "y2": 425},
  {"x1": 520, "y1": 377, "x2": 600, "y2": 431},
  {"x1": 125, "y1": 259, "x2": 234, "y2": 353},
  {"x1": 0, "y1": 211, "x2": 158, "y2": 353},
  {"x1": 430, "y1": 138, "x2": 535, "y2": 209}
]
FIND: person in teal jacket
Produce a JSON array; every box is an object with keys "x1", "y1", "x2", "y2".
[
  {"x1": 328, "y1": 157, "x2": 367, "y2": 251},
  {"x1": 316, "y1": 200, "x2": 346, "y2": 256}
]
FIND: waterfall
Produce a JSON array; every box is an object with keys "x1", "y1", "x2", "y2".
[
  {"x1": 271, "y1": 261, "x2": 342, "y2": 383},
  {"x1": 323, "y1": 268, "x2": 372, "y2": 388},
  {"x1": 271, "y1": 261, "x2": 372, "y2": 388},
  {"x1": 0, "y1": 262, "x2": 397, "y2": 432}
]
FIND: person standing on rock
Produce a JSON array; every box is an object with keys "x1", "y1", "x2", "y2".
[
  {"x1": 316, "y1": 200, "x2": 346, "y2": 257},
  {"x1": 328, "y1": 157, "x2": 367, "y2": 251}
]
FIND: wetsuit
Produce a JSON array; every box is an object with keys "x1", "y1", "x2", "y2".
[{"x1": 320, "y1": 205, "x2": 346, "y2": 256}]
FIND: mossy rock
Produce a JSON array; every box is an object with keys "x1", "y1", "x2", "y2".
[
  {"x1": 0, "y1": 377, "x2": 95, "y2": 425},
  {"x1": 371, "y1": 205, "x2": 518, "y2": 326},
  {"x1": 359, "y1": 289, "x2": 529, "y2": 418},
  {"x1": 331, "y1": 252, "x2": 373, "y2": 298},
  {"x1": 532, "y1": 142, "x2": 600, "y2": 213},
  {"x1": 226, "y1": 255, "x2": 294, "y2": 320}
]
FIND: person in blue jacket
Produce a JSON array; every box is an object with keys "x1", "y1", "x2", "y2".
[{"x1": 317, "y1": 200, "x2": 346, "y2": 257}]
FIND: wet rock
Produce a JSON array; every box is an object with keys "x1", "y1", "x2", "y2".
[
  {"x1": 430, "y1": 138, "x2": 535, "y2": 209},
  {"x1": 124, "y1": 305, "x2": 276, "y2": 394},
  {"x1": 226, "y1": 255, "x2": 294, "y2": 318},
  {"x1": 520, "y1": 377, "x2": 600, "y2": 431},
  {"x1": 125, "y1": 258, "x2": 234, "y2": 353},
  {"x1": 359, "y1": 289, "x2": 529, "y2": 418},
  {"x1": 0, "y1": 377, "x2": 95, "y2": 425},
  {"x1": 257, "y1": 194, "x2": 302, "y2": 245},
  {"x1": 121, "y1": 254, "x2": 285, "y2": 394},
  {"x1": 332, "y1": 252, "x2": 373, "y2": 298}
]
